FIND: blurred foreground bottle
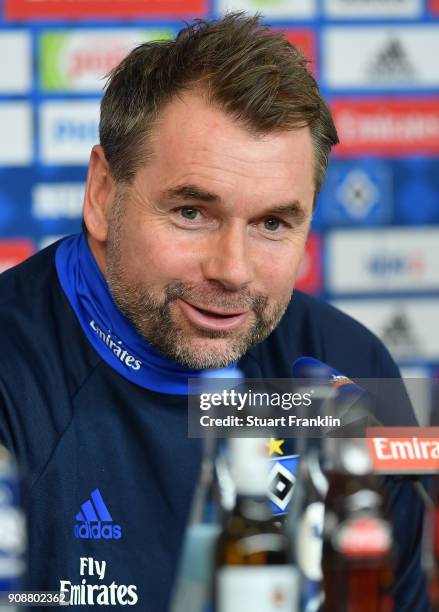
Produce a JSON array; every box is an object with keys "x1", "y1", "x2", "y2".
[
  {"x1": 430, "y1": 483, "x2": 439, "y2": 612},
  {"x1": 170, "y1": 370, "x2": 244, "y2": 612},
  {"x1": 0, "y1": 445, "x2": 26, "y2": 611},
  {"x1": 426, "y1": 379, "x2": 439, "y2": 610},
  {"x1": 214, "y1": 437, "x2": 298, "y2": 612},
  {"x1": 427, "y1": 476, "x2": 439, "y2": 610},
  {"x1": 286, "y1": 446, "x2": 327, "y2": 612},
  {"x1": 169, "y1": 436, "x2": 224, "y2": 612},
  {"x1": 322, "y1": 438, "x2": 394, "y2": 612}
]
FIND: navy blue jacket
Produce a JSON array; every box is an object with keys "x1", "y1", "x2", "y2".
[{"x1": 0, "y1": 239, "x2": 430, "y2": 610}]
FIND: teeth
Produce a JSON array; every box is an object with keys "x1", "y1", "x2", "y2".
[{"x1": 196, "y1": 306, "x2": 234, "y2": 318}]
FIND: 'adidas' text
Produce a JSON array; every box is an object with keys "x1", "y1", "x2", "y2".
[{"x1": 74, "y1": 522, "x2": 122, "y2": 540}]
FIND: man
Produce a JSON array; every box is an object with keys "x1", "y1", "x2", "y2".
[{"x1": 0, "y1": 13, "x2": 429, "y2": 610}]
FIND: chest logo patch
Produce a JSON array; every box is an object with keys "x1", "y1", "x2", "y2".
[{"x1": 74, "y1": 488, "x2": 122, "y2": 540}]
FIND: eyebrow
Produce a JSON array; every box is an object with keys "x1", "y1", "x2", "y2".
[
  {"x1": 161, "y1": 183, "x2": 308, "y2": 222},
  {"x1": 162, "y1": 184, "x2": 219, "y2": 203}
]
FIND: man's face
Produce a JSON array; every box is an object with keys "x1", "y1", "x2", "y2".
[{"x1": 105, "y1": 90, "x2": 315, "y2": 369}]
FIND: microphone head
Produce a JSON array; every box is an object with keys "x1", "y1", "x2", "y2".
[
  {"x1": 292, "y1": 356, "x2": 363, "y2": 397},
  {"x1": 292, "y1": 356, "x2": 332, "y2": 379},
  {"x1": 291, "y1": 357, "x2": 379, "y2": 432}
]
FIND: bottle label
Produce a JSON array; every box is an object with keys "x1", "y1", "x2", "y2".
[
  {"x1": 334, "y1": 516, "x2": 391, "y2": 557},
  {"x1": 296, "y1": 502, "x2": 324, "y2": 581},
  {"x1": 217, "y1": 566, "x2": 299, "y2": 612}
]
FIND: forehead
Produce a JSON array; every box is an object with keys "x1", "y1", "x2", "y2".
[{"x1": 139, "y1": 90, "x2": 315, "y2": 207}]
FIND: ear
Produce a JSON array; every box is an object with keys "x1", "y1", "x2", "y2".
[{"x1": 83, "y1": 145, "x2": 115, "y2": 243}]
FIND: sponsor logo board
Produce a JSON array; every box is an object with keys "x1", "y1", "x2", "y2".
[
  {"x1": 0, "y1": 102, "x2": 32, "y2": 167},
  {"x1": 39, "y1": 101, "x2": 99, "y2": 165},
  {"x1": 319, "y1": 161, "x2": 392, "y2": 224},
  {"x1": 216, "y1": 0, "x2": 316, "y2": 19},
  {"x1": 39, "y1": 236, "x2": 66, "y2": 251},
  {"x1": 327, "y1": 229, "x2": 439, "y2": 293},
  {"x1": 0, "y1": 239, "x2": 35, "y2": 273},
  {"x1": 5, "y1": 0, "x2": 206, "y2": 19},
  {"x1": 325, "y1": 0, "x2": 421, "y2": 18},
  {"x1": 0, "y1": 31, "x2": 31, "y2": 94},
  {"x1": 323, "y1": 26, "x2": 439, "y2": 89},
  {"x1": 400, "y1": 368, "x2": 433, "y2": 426},
  {"x1": 296, "y1": 233, "x2": 323, "y2": 294},
  {"x1": 332, "y1": 98, "x2": 439, "y2": 156},
  {"x1": 333, "y1": 298, "x2": 439, "y2": 361},
  {"x1": 367, "y1": 428, "x2": 439, "y2": 474},
  {"x1": 32, "y1": 184, "x2": 85, "y2": 219},
  {"x1": 40, "y1": 29, "x2": 173, "y2": 93}
]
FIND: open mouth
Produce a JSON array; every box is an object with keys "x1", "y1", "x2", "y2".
[{"x1": 176, "y1": 299, "x2": 250, "y2": 331}]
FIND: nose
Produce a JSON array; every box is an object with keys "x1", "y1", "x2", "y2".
[{"x1": 201, "y1": 223, "x2": 255, "y2": 291}]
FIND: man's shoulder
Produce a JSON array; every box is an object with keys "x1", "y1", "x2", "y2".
[
  {"x1": 250, "y1": 290, "x2": 399, "y2": 379},
  {"x1": 0, "y1": 241, "x2": 70, "y2": 360},
  {"x1": 0, "y1": 239, "x2": 101, "y2": 470},
  {"x1": 0, "y1": 239, "x2": 60, "y2": 311},
  {"x1": 287, "y1": 290, "x2": 378, "y2": 342},
  {"x1": 0, "y1": 238, "x2": 98, "y2": 386}
]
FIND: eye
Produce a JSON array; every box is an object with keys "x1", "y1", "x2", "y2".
[
  {"x1": 263, "y1": 217, "x2": 282, "y2": 231},
  {"x1": 180, "y1": 207, "x2": 200, "y2": 220}
]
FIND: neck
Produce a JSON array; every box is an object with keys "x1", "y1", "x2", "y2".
[{"x1": 86, "y1": 234, "x2": 108, "y2": 279}]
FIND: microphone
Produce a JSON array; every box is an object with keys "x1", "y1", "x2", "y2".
[
  {"x1": 292, "y1": 356, "x2": 382, "y2": 432},
  {"x1": 291, "y1": 357, "x2": 433, "y2": 506}
]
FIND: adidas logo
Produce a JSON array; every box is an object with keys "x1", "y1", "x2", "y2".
[
  {"x1": 382, "y1": 311, "x2": 419, "y2": 357},
  {"x1": 367, "y1": 38, "x2": 416, "y2": 83},
  {"x1": 74, "y1": 488, "x2": 122, "y2": 540}
]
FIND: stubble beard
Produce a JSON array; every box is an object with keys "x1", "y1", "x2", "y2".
[{"x1": 105, "y1": 202, "x2": 291, "y2": 370}]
